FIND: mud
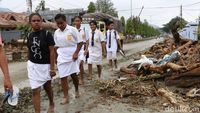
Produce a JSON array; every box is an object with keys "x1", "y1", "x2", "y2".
[{"x1": 0, "y1": 38, "x2": 165, "y2": 113}]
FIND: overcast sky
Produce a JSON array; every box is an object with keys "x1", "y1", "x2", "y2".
[{"x1": 0, "y1": 0, "x2": 200, "y2": 27}]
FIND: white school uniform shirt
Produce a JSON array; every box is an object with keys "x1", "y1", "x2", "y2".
[
  {"x1": 106, "y1": 29, "x2": 120, "y2": 52},
  {"x1": 54, "y1": 25, "x2": 82, "y2": 64},
  {"x1": 77, "y1": 27, "x2": 89, "y2": 50},
  {"x1": 88, "y1": 29, "x2": 105, "y2": 57}
]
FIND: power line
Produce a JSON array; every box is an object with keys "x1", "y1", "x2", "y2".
[{"x1": 118, "y1": 1, "x2": 200, "y2": 12}]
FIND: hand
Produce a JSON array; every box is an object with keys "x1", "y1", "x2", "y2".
[
  {"x1": 50, "y1": 71, "x2": 56, "y2": 78},
  {"x1": 84, "y1": 50, "x2": 88, "y2": 56},
  {"x1": 72, "y1": 52, "x2": 78, "y2": 61},
  {"x1": 4, "y1": 77, "x2": 13, "y2": 92}
]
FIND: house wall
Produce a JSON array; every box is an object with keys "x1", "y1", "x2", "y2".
[{"x1": 1, "y1": 30, "x2": 21, "y2": 42}]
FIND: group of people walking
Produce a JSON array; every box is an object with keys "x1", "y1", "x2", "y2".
[{"x1": 0, "y1": 12, "x2": 122, "y2": 113}]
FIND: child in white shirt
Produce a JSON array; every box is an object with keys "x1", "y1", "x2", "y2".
[
  {"x1": 54, "y1": 14, "x2": 82, "y2": 104},
  {"x1": 84, "y1": 20, "x2": 106, "y2": 80},
  {"x1": 106, "y1": 21, "x2": 121, "y2": 71}
]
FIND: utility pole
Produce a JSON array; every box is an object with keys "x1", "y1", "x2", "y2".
[
  {"x1": 26, "y1": 0, "x2": 32, "y2": 14},
  {"x1": 131, "y1": 0, "x2": 132, "y2": 18},
  {"x1": 180, "y1": 5, "x2": 183, "y2": 28}
]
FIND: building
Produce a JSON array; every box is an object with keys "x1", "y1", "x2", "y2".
[
  {"x1": 39, "y1": 8, "x2": 85, "y2": 25},
  {"x1": 179, "y1": 22, "x2": 198, "y2": 41}
]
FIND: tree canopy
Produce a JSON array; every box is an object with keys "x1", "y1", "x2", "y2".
[
  {"x1": 162, "y1": 16, "x2": 187, "y2": 33},
  {"x1": 120, "y1": 16, "x2": 126, "y2": 34},
  {"x1": 95, "y1": 0, "x2": 118, "y2": 17},
  {"x1": 126, "y1": 17, "x2": 160, "y2": 37},
  {"x1": 87, "y1": 2, "x2": 96, "y2": 13}
]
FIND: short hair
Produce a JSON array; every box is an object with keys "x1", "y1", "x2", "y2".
[
  {"x1": 74, "y1": 16, "x2": 82, "y2": 21},
  {"x1": 29, "y1": 13, "x2": 42, "y2": 22},
  {"x1": 108, "y1": 21, "x2": 114, "y2": 25},
  {"x1": 89, "y1": 20, "x2": 97, "y2": 26},
  {"x1": 54, "y1": 13, "x2": 66, "y2": 21}
]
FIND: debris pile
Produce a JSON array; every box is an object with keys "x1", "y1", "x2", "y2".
[
  {"x1": 120, "y1": 37, "x2": 200, "y2": 88},
  {"x1": 95, "y1": 25, "x2": 200, "y2": 111}
]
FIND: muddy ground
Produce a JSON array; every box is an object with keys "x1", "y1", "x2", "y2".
[{"x1": 1, "y1": 38, "x2": 187, "y2": 113}]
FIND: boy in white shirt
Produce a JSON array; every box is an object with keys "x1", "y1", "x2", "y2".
[
  {"x1": 106, "y1": 21, "x2": 121, "y2": 71},
  {"x1": 54, "y1": 14, "x2": 82, "y2": 104},
  {"x1": 84, "y1": 20, "x2": 106, "y2": 80},
  {"x1": 74, "y1": 16, "x2": 89, "y2": 85}
]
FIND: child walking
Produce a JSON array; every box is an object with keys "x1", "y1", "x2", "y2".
[
  {"x1": 85, "y1": 20, "x2": 106, "y2": 80},
  {"x1": 54, "y1": 14, "x2": 82, "y2": 104},
  {"x1": 27, "y1": 13, "x2": 55, "y2": 113}
]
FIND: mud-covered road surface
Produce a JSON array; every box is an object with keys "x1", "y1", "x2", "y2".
[{"x1": 0, "y1": 38, "x2": 164, "y2": 113}]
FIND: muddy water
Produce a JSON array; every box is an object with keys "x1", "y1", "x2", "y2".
[{"x1": 0, "y1": 38, "x2": 164, "y2": 113}]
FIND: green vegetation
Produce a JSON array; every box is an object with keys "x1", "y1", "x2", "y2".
[
  {"x1": 125, "y1": 17, "x2": 160, "y2": 37},
  {"x1": 87, "y1": 0, "x2": 118, "y2": 17},
  {"x1": 162, "y1": 16, "x2": 187, "y2": 33},
  {"x1": 87, "y1": 2, "x2": 96, "y2": 13}
]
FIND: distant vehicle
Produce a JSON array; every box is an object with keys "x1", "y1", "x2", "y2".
[{"x1": 178, "y1": 22, "x2": 198, "y2": 41}]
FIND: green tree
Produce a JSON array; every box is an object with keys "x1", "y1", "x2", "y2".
[
  {"x1": 126, "y1": 17, "x2": 135, "y2": 35},
  {"x1": 162, "y1": 16, "x2": 187, "y2": 33},
  {"x1": 16, "y1": 24, "x2": 31, "y2": 49},
  {"x1": 120, "y1": 16, "x2": 126, "y2": 34},
  {"x1": 126, "y1": 17, "x2": 160, "y2": 37},
  {"x1": 87, "y1": 2, "x2": 96, "y2": 13},
  {"x1": 96, "y1": 0, "x2": 118, "y2": 17}
]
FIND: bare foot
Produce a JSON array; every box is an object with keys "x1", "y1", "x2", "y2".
[
  {"x1": 88, "y1": 76, "x2": 92, "y2": 80},
  {"x1": 109, "y1": 68, "x2": 113, "y2": 71},
  {"x1": 79, "y1": 79, "x2": 84, "y2": 85},
  {"x1": 75, "y1": 91, "x2": 80, "y2": 98},
  {"x1": 60, "y1": 98, "x2": 69, "y2": 105},
  {"x1": 47, "y1": 104, "x2": 54, "y2": 113}
]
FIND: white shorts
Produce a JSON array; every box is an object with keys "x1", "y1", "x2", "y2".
[
  {"x1": 57, "y1": 61, "x2": 80, "y2": 78},
  {"x1": 27, "y1": 60, "x2": 51, "y2": 89},
  {"x1": 107, "y1": 51, "x2": 117, "y2": 60}
]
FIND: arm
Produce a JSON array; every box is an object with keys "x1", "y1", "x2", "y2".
[
  {"x1": 54, "y1": 47, "x2": 58, "y2": 64},
  {"x1": 101, "y1": 41, "x2": 106, "y2": 57},
  {"x1": 72, "y1": 28, "x2": 83, "y2": 61},
  {"x1": 84, "y1": 40, "x2": 89, "y2": 56},
  {"x1": 73, "y1": 42, "x2": 83, "y2": 61},
  {"x1": 100, "y1": 32, "x2": 107, "y2": 57},
  {"x1": 0, "y1": 46, "x2": 12, "y2": 91},
  {"x1": 117, "y1": 39, "x2": 122, "y2": 50},
  {"x1": 49, "y1": 46, "x2": 56, "y2": 78}
]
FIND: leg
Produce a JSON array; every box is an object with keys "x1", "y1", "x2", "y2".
[
  {"x1": 107, "y1": 52, "x2": 113, "y2": 71},
  {"x1": 79, "y1": 61, "x2": 84, "y2": 85},
  {"x1": 88, "y1": 64, "x2": 93, "y2": 80},
  {"x1": 97, "y1": 65, "x2": 102, "y2": 79},
  {"x1": 43, "y1": 81, "x2": 54, "y2": 113},
  {"x1": 32, "y1": 87, "x2": 41, "y2": 113},
  {"x1": 114, "y1": 59, "x2": 118, "y2": 69},
  {"x1": 60, "y1": 76, "x2": 69, "y2": 105},
  {"x1": 113, "y1": 52, "x2": 118, "y2": 69},
  {"x1": 109, "y1": 60, "x2": 113, "y2": 71},
  {"x1": 71, "y1": 73, "x2": 80, "y2": 98}
]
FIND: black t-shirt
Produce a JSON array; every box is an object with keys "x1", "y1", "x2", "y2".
[{"x1": 27, "y1": 29, "x2": 55, "y2": 64}]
